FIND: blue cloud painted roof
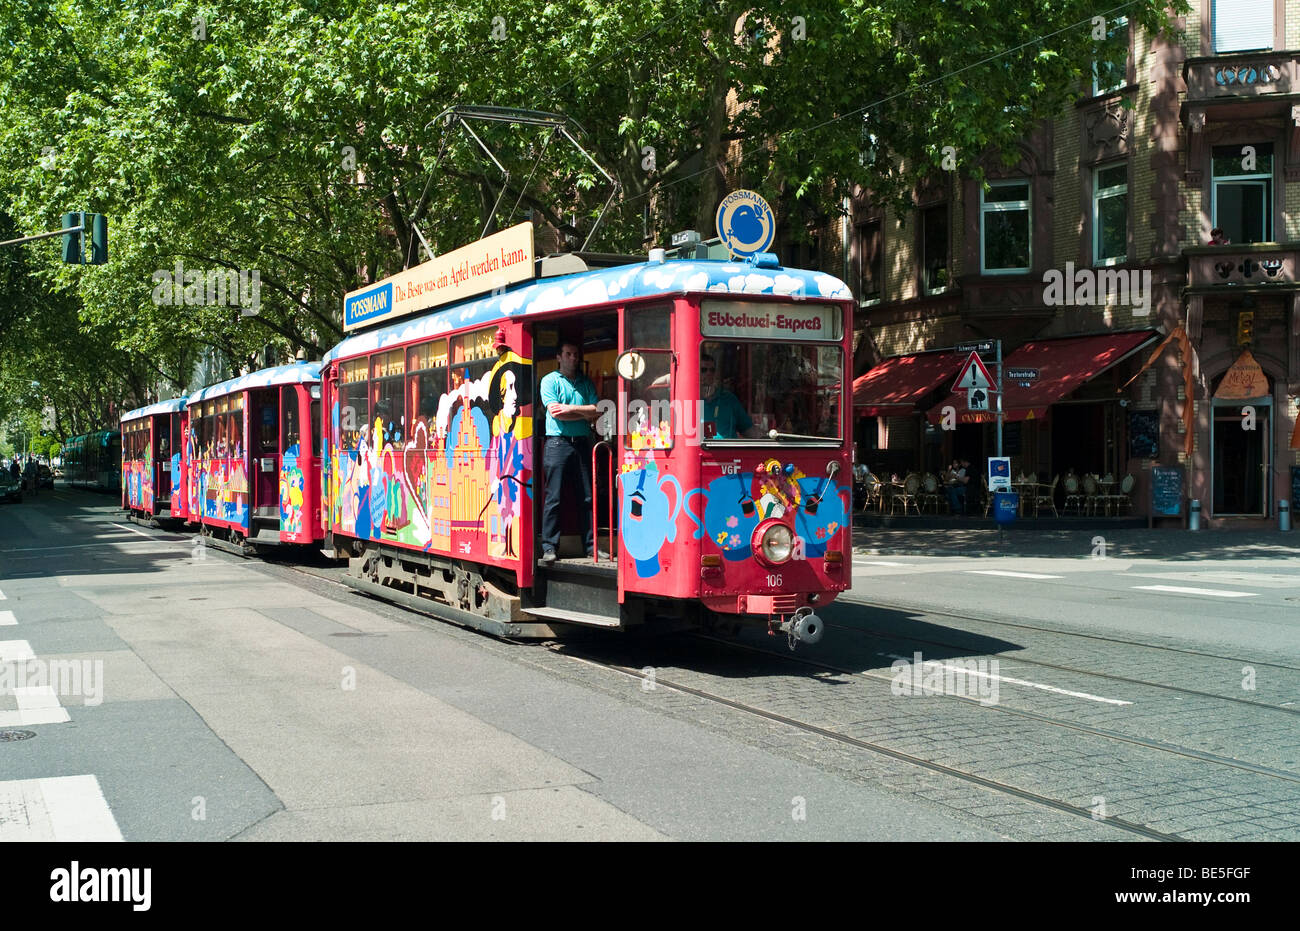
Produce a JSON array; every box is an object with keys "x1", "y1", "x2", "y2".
[
  {"x1": 121, "y1": 397, "x2": 189, "y2": 422},
  {"x1": 324, "y1": 259, "x2": 852, "y2": 363},
  {"x1": 187, "y1": 362, "x2": 322, "y2": 405}
]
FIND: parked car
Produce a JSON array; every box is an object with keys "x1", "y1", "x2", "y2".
[
  {"x1": 37, "y1": 465, "x2": 54, "y2": 489},
  {"x1": 0, "y1": 470, "x2": 22, "y2": 503}
]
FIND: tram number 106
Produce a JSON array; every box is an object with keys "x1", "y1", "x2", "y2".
[{"x1": 766, "y1": 573, "x2": 783, "y2": 588}]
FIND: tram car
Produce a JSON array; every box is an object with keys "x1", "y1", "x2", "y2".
[
  {"x1": 63, "y1": 430, "x2": 122, "y2": 492},
  {"x1": 184, "y1": 362, "x2": 324, "y2": 555},
  {"x1": 324, "y1": 233, "x2": 853, "y2": 646},
  {"x1": 120, "y1": 398, "x2": 189, "y2": 522}
]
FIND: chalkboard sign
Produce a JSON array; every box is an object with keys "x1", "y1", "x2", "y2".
[
  {"x1": 1151, "y1": 466, "x2": 1183, "y2": 517},
  {"x1": 1291, "y1": 466, "x2": 1300, "y2": 506},
  {"x1": 1128, "y1": 409, "x2": 1159, "y2": 459}
]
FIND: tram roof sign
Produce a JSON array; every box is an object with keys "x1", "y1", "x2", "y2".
[{"x1": 343, "y1": 222, "x2": 536, "y2": 333}]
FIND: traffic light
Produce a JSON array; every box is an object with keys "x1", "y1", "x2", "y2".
[
  {"x1": 61, "y1": 211, "x2": 108, "y2": 265},
  {"x1": 61, "y1": 212, "x2": 79, "y2": 263}
]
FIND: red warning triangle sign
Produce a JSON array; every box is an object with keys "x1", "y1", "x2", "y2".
[{"x1": 954, "y1": 351, "x2": 996, "y2": 392}]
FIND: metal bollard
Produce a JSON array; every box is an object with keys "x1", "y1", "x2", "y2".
[
  {"x1": 1280, "y1": 500, "x2": 1291, "y2": 532},
  {"x1": 1189, "y1": 498, "x2": 1201, "y2": 531}
]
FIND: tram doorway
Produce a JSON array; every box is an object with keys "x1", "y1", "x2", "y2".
[
  {"x1": 251, "y1": 388, "x2": 279, "y2": 524},
  {"x1": 531, "y1": 312, "x2": 619, "y2": 561}
]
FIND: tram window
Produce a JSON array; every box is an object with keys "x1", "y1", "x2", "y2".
[
  {"x1": 623, "y1": 304, "x2": 673, "y2": 448},
  {"x1": 371, "y1": 376, "x2": 404, "y2": 447},
  {"x1": 339, "y1": 358, "x2": 369, "y2": 450},
  {"x1": 407, "y1": 340, "x2": 448, "y2": 442},
  {"x1": 282, "y1": 392, "x2": 300, "y2": 450},
  {"x1": 310, "y1": 399, "x2": 320, "y2": 457},
  {"x1": 704, "y1": 341, "x2": 842, "y2": 440},
  {"x1": 451, "y1": 329, "x2": 495, "y2": 390}
]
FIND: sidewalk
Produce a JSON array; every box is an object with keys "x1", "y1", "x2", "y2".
[{"x1": 851, "y1": 525, "x2": 1300, "y2": 560}]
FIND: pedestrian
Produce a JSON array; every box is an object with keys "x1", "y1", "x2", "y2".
[
  {"x1": 9, "y1": 459, "x2": 19, "y2": 483},
  {"x1": 539, "y1": 341, "x2": 601, "y2": 564},
  {"x1": 945, "y1": 458, "x2": 969, "y2": 515}
]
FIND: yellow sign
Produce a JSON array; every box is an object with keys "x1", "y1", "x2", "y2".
[{"x1": 343, "y1": 222, "x2": 535, "y2": 332}]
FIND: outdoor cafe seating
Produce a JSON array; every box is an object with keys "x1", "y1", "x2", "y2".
[{"x1": 855, "y1": 466, "x2": 1136, "y2": 520}]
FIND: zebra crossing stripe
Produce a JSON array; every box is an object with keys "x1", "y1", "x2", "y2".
[{"x1": 0, "y1": 775, "x2": 123, "y2": 842}]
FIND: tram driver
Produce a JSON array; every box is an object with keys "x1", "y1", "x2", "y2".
[
  {"x1": 700, "y1": 352, "x2": 762, "y2": 439},
  {"x1": 539, "y1": 341, "x2": 601, "y2": 565}
]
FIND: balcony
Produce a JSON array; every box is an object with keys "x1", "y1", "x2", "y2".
[
  {"x1": 1184, "y1": 50, "x2": 1300, "y2": 104},
  {"x1": 1184, "y1": 243, "x2": 1300, "y2": 291}
]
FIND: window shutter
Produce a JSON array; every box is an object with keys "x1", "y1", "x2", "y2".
[{"x1": 1213, "y1": 0, "x2": 1274, "y2": 52}]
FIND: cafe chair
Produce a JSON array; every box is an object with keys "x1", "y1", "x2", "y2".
[
  {"x1": 921, "y1": 473, "x2": 941, "y2": 513},
  {"x1": 1062, "y1": 473, "x2": 1083, "y2": 515},
  {"x1": 1035, "y1": 474, "x2": 1060, "y2": 517},
  {"x1": 1082, "y1": 473, "x2": 1101, "y2": 516},
  {"x1": 892, "y1": 472, "x2": 921, "y2": 515},
  {"x1": 1106, "y1": 473, "x2": 1135, "y2": 515},
  {"x1": 863, "y1": 474, "x2": 884, "y2": 512},
  {"x1": 981, "y1": 474, "x2": 993, "y2": 517}
]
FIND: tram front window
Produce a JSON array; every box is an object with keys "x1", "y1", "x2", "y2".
[{"x1": 701, "y1": 341, "x2": 842, "y2": 440}]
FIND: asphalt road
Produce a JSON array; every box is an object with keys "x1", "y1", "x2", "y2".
[{"x1": 1, "y1": 486, "x2": 1296, "y2": 842}]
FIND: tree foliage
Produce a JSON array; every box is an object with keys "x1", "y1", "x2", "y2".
[{"x1": 0, "y1": 0, "x2": 1186, "y2": 432}]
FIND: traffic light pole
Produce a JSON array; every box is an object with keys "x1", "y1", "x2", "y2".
[
  {"x1": 0, "y1": 223, "x2": 84, "y2": 249},
  {"x1": 996, "y1": 339, "x2": 1003, "y2": 459}
]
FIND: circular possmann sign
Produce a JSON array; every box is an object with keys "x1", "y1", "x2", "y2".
[{"x1": 716, "y1": 190, "x2": 775, "y2": 259}]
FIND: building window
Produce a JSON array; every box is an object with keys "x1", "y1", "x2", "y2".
[
  {"x1": 1213, "y1": 0, "x2": 1273, "y2": 53},
  {"x1": 859, "y1": 219, "x2": 882, "y2": 303},
  {"x1": 1212, "y1": 143, "x2": 1273, "y2": 244},
  {"x1": 1093, "y1": 163, "x2": 1128, "y2": 264},
  {"x1": 921, "y1": 203, "x2": 949, "y2": 292},
  {"x1": 980, "y1": 181, "x2": 1031, "y2": 274},
  {"x1": 1092, "y1": 15, "x2": 1128, "y2": 96}
]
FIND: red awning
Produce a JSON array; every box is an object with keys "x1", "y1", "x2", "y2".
[
  {"x1": 925, "y1": 331, "x2": 1158, "y2": 424},
  {"x1": 853, "y1": 351, "x2": 966, "y2": 417}
]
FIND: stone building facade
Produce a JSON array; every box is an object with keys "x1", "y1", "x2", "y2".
[{"x1": 838, "y1": 0, "x2": 1300, "y2": 527}]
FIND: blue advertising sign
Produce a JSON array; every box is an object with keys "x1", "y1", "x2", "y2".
[
  {"x1": 715, "y1": 190, "x2": 775, "y2": 259},
  {"x1": 344, "y1": 281, "x2": 393, "y2": 330}
]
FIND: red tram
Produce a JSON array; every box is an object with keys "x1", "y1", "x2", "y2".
[
  {"x1": 120, "y1": 398, "x2": 189, "y2": 522},
  {"x1": 324, "y1": 230, "x2": 853, "y2": 644},
  {"x1": 184, "y1": 363, "x2": 323, "y2": 555}
]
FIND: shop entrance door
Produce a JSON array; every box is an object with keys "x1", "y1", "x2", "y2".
[{"x1": 1211, "y1": 400, "x2": 1270, "y2": 516}]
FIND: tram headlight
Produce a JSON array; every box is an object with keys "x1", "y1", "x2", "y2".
[{"x1": 754, "y1": 521, "x2": 794, "y2": 565}]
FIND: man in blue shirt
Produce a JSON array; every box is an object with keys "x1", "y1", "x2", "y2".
[
  {"x1": 539, "y1": 341, "x2": 601, "y2": 564},
  {"x1": 700, "y1": 353, "x2": 761, "y2": 439}
]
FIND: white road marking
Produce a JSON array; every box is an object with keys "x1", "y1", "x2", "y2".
[
  {"x1": 110, "y1": 521, "x2": 161, "y2": 541},
  {"x1": 0, "y1": 640, "x2": 35, "y2": 663},
  {"x1": 965, "y1": 569, "x2": 1064, "y2": 580},
  {"x1": 0, "y1": 687, "x2": 70, "y2": 726},
  {"x1": 0, "y1": 588, "x2": 6, "y2": 599},
  {"x1": 0, "y1": 775, "x2": 123, "y2": 842},
  {"x1": 0, "y1": 611, "x2": 14, "y2": 626},
  {"x1": 1133, "y1": 584, "x2": 1257, "y2": 598},
  {"x1": 883, "y1": 653, "x2": 1133, "y2": 706},
  {"x1": 857, "y1": 560, "x2": 911, "y2": 567}
]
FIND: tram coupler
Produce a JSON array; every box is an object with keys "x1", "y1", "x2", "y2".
[{"x1": 770, "y1": 606, "x2": 824, "y2": 650}]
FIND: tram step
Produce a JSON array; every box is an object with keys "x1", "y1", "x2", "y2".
[{"x1": 522, "y1": 606, "x2": 622, "y2": 628}]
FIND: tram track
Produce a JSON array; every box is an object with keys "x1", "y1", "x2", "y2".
[
  {"x1": 549, "y1": 645, "x2": 1186, "y2": 841},
  {"x1": 821, "y1": 615, "x2": 1300, "y2": 717}
]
